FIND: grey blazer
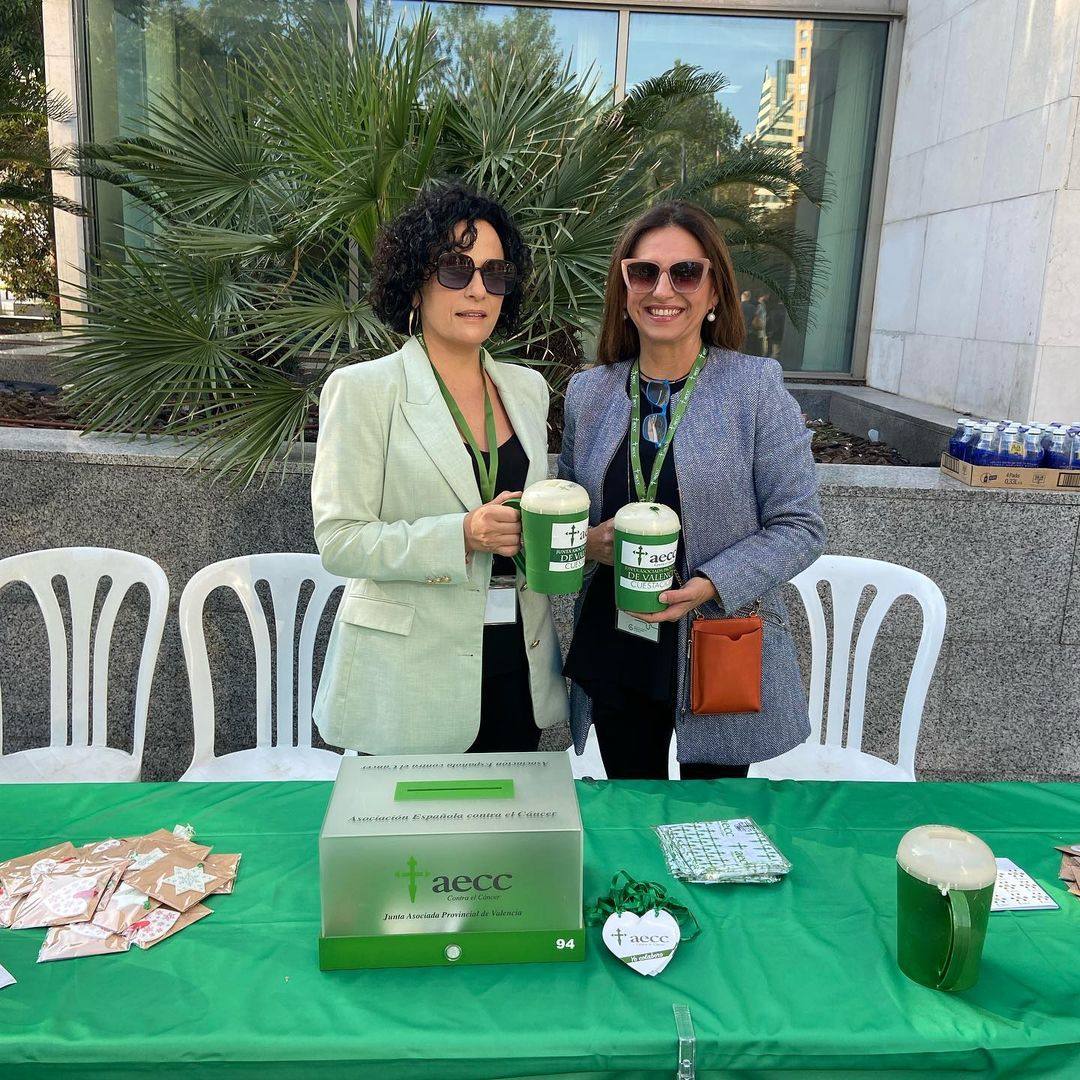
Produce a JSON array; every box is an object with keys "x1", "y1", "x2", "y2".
[{"x1": 557, "y1": 346, "x2": 826, "y2": 766}]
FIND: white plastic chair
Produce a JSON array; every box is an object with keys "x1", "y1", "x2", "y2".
[
  {"x1": 0, "y1": 547, "x2": 168, "y2": 782},
  {"x1": 568, "y1": 727, "x2": 607, "y2": 780},
  {"x1": 749, "y1": 555, "x2": 946, "y2": 782},
  {"x1": 179, "y1": 554, "x2": 351, "y2": 781}
]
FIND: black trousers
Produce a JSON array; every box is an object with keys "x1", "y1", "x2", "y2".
[
  {"x1": 468, "y1": 622, "x2": 540, "y2": 753},
  {"x1": 468, "y1": 668, "x2": 540, "y2": 752},
  {"x1": 591, "y1": 697, "x2": 750, "y2": 781}
]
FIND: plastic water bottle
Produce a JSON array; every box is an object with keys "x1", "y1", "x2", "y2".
[
  {"x1": 1021, "y1": 428, "x2": 1044, "y2": 467},
  {"x1": 1043, "y1": 423, "x2": 1066, "y2": 451},
  {"x1": 964, "y1": 422, "x2": 983, "y2": 460},
  {"x1": 949, "y1": 417, "x2": 974, "y2": 459},
  {"x1": 970, "y1": 424, "x2": 997, "y2": 466},
  {"x1": 1045, "y1": 428, "x2": 1072, "y2": 469},
  {"x1": 996, "y1": 424, "x2": 1025, "y2": 466},
  {"x1": 962, "y1": 422, "x2": 987, "y2": 463}
]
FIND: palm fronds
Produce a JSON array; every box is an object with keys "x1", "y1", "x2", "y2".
[{"x1": 61, "y1": 13, "x2": 829, "y2": 484}]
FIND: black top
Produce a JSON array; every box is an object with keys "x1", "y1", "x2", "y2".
[
  {"x1": 562, "y1": 373, "x2": 687, "y2": 706},
  {"x1": 468, "y1": 432, "x2": 530, "y2": 676}
]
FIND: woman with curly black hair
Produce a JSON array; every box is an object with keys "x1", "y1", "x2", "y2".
[{"x1": 311, "y1": 183, "x2": 568, "y2": 754}]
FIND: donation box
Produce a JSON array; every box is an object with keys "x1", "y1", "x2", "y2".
[{"x1": 318, "y1": 752, "x2": 585, "y2": 970}]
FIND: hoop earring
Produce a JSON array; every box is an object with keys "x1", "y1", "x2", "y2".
[
  {"x1": 408, "y1": 306, "x2": 418, "y2": 335},
  {"x1": 706, "y1": 308, "x2": 716, "y2": 323}
]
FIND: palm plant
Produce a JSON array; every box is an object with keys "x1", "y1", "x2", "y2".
[{"x1": 60, "y1": 7, "x2": 826, "y2": 485}]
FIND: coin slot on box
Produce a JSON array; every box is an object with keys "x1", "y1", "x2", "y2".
[{"x1": 394, "y1": 779, "x2": 515, "y2": 801}]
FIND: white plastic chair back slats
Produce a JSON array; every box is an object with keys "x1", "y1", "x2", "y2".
[
  {"x1": 750, "y1": 554, "x2": 947, "y2": 782},
  {"x1": 0, "y1": 547, "x2": 169, "y2": 781},
  {"x1": 179, "y1": 554, "x2": 349, "y2": 781}
]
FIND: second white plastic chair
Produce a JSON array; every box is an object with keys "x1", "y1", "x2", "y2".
[
  {"x1": 179, "y1": 554, "x2": 350, "y2": 781},
  {"x1": 749, "y1": 554, "x2": 946, "y2": 782}
]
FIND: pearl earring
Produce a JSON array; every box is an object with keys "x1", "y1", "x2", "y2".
[
  {"x1": 706, "y1": 308, "x2": 716, "y2": 322},
  {"x1": 623, "y1": 309, "x2": 629, "y2": 320}
]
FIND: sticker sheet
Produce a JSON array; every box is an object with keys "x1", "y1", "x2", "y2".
[{"x1": 655, "y1": 818, "x2": 792, "y2": 884}]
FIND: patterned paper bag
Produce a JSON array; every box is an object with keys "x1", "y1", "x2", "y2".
[
  {"x1": 77, "y1": 838, "x2": 135, "y2": 865},
  {"x1": 126, "y1": 853, "x2": 227, "y2": 913},
  {"x1": 123, "y1": 831, "x2": 211, "y2": 876},
  {"x1": 0, "y1": 842, "x2": 79, "y2": 897},
  {"x1": 38, "y1": 921, "x2": 131, "y2": 962},
  {"x1": 0, "y1": 883, "x2": 23, "y2": 929},
  {"x1": 204, "y1": 854, "x2": 241, "y2": 896},
  {"x1": 10, "y1": 861, "x2": 116, "y2": 929},
  {"x1": 125, "y1": 903, "x2": 211, "y2": 949},
  {"x1": 90, "y1": 879, "x2": 159, "y2": 934}
]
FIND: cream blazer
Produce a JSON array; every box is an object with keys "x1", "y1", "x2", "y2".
[{"x1": 310, "y1": 335, "x2": 568, "y2": 752}]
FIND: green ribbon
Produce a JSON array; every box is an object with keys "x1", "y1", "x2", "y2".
[
  {"x1": 629, "y1": 344, "x2": 708, "y2": 504},
  {"x1": 584, "y1": 870, "x2": 701, "y2": 942},
  {"x1": 419, "y1": 332, "x2": 498, "y2": 503}
]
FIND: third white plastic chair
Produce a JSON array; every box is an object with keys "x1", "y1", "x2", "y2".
[
  {"x1": 179, "y1": 554, "x2": 351, "y2": 781},
  {"x1": 748, "y1": 554, "x2": 946, "y2": 782}
]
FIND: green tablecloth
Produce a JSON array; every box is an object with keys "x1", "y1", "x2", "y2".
[{"x1": 1, "y1": 778, "x2": 1079, "y2": 1078}]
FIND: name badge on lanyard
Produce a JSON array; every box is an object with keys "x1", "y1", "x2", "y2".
[
  {"x1": 617, "y1": 609, "x2": 660, "y2": 643},
  {"x1": 485, "y1": 575, "x2": 518, "y2": 625}
]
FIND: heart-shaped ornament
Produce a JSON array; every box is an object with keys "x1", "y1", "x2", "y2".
[{"x1": 602, "y1": 909, "x2": 681, "y2": 977}]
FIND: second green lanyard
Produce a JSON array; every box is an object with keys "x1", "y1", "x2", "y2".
[{"x1": 629, "y1": 344, "x2": 708, "y2": 503}]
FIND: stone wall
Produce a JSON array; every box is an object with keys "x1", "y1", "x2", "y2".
[
  {"x1": 869, "y1": 0, "x2": 1080, "y2": 422},
  {"x1": 2, "y1": 430, "x2": 1078, "y2": 782}
]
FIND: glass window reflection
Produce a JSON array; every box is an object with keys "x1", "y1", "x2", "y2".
[
  {"x1": 369, "y1": 1, "x2": 618, "y2": 96},
  {"x1": 627, "y1": 13, "x2": 887, "y2": 374}
]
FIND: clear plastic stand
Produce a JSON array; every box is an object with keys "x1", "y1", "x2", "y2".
[{"x1": 673, "y1": 1003, "x2": 695, "y2": 1080}]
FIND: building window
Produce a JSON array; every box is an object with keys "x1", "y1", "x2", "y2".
[
  {"x1": 83, "y1": 0, "x2": 348, "y2": 260},
  {"x1": 81, "y1": 1, "x2": 886, "y2": 376},
  {"x1": 627, "y1": 12, "x2": 887, "y2": 373},
  {"x1": 375, "y1": 1, "x2": 618, "y2": 93}
]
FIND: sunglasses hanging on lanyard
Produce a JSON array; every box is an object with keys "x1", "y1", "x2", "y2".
[{"x1": 629, "y1": 344, "x2": 708, "y2": 505}]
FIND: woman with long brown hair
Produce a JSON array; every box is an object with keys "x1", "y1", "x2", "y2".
[{"x1": 558, "y1": 201, "x2": 825, "y2": 779}]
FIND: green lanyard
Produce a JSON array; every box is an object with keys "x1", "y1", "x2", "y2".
[
  {"x1": 419, "y1": 333, "x2": 498, "y2": 503},
  {"x1": 629, "y1": 344, "x2": 708, "y2": 503}
]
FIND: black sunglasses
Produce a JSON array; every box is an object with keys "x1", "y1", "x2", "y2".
[{"x1": 435, "y1": 252, "x2": 518, "y2": 296}]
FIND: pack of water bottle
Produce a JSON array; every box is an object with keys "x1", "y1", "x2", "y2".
[{"x1": 948, "y1": 418, "x2": 1080, "y2": 470}]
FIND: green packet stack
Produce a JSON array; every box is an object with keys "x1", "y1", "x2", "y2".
[{"x1": 654, "y1": 818, "x2": 792, "y2": 884}]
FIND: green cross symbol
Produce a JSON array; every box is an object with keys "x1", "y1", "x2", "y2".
[
  {"x1": 633, "y1": 545, "x2": 648, "y2": 566},
  {"x1": 395, "y1": 855, "x2": 429, "y2": 903}
]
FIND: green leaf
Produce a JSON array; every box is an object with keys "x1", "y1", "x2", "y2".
[{"x1": 62, "y1": 12, "x2": 831, "y2": 482}]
